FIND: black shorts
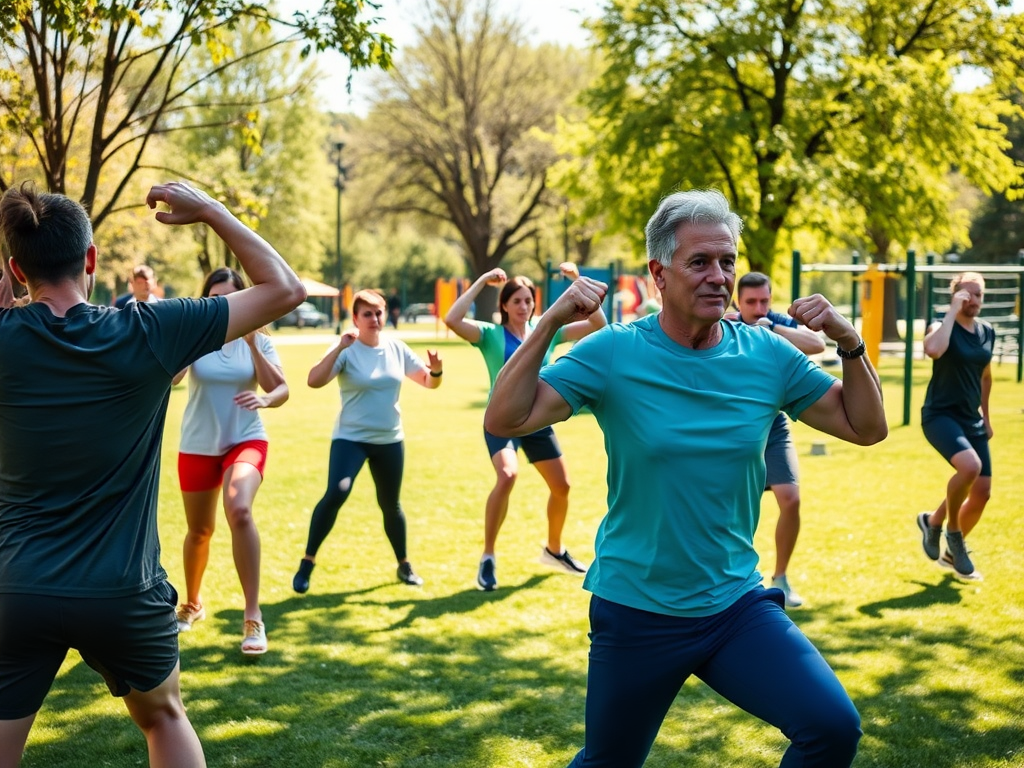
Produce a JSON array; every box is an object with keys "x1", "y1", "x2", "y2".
[
  {"x1": 922, "y1": 414, "x2": 992, "y2": 477},
  {"x1": 0, "y1": 580, "x2": 180, "y2": 720},
  {"x1": 764, "y1": 418, "x2": 799, "y2": 488},
  {"x1": 483, "y1": 426, "x2": 562, "y2": 464}
]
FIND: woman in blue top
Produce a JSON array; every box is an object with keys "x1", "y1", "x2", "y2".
[
  {"x1": 173, "y1": 267, "x2": 288, "y2": 656},
  {"x1": 444, "y1": 264, "x2": 606, "y2": 591},
  {"x1": 916, "y1": 271, "x2": 994, "y2": 580}
]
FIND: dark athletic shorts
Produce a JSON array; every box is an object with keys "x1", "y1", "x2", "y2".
[
  {"x1": 922, "y1": 414, "x2": 992, "y2": 477},
  {"x1": 764, "y1": 418, "x2": 799, "y2": 488},
  {"x1": 484, "y1": 426, "x2": 562, "y2": 464},
  {"x1": 0, "y1": 580, "x2": 180, "y2": 719}
]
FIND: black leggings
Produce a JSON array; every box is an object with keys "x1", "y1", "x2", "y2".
[{"x1": 304, "y1": 439, "x2": 407, "y2": 561}]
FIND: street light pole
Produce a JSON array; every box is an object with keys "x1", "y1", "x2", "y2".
[{"x1": 332, "y1": 141, "x2": 347, "y2": 333}]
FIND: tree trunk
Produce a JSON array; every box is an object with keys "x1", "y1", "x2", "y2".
[{"x1": 474, "y1": 285, "x2": 500, "y2": 323}]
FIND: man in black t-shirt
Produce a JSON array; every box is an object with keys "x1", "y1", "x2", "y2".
[{"x1": 0, "y1": 182, "x2": 305, "y2": 766}]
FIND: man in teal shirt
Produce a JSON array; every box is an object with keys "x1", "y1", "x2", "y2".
[{"x1": 485, "y1": 189, "x2": 888, "y2": 767}]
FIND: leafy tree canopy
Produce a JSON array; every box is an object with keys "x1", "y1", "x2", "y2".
[
  {"x1": 0, "y1": 0, "x2": 393, "y2": 231},
  {"x1": 584, "y1": 0, "x2": 1024, "y2": 275}
]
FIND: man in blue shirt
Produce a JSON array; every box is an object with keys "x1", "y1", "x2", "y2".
[
  {"x1": 485, "y1": 189, "x2": 887, "y2": 768},
  {"x1": 730, "y1": 271, "x2": 826, "y2": 607}
]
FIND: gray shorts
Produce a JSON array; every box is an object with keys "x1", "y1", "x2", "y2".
[
  {"x1": 0, "y1": 580, "x2": 180, "y2": 719},
  {"x1": 764, "y1": 417, "x2": 799, "y2": 488}
]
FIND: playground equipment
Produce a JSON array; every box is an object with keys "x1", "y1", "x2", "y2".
[
  {"x1": 434, "y1": 277, "x2": 471, "y2": 333},
  {"x1": 793, "y1": 250, "x2": 1024, "y2": 426},
  {"x1": 543, "y1": 261, "x2": 618, "y2": 318}
]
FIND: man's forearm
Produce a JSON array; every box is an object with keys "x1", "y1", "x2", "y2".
[
  {"x1": 486, "y1": 314, "x2": 562, "y2": 434},
  {"x1": 839, "y1": 357, "x2": 887, "y2": 442}
]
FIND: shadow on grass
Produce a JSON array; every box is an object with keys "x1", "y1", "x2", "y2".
[
  {"x1": 22, "y1": 586, "x2": 1024, "y2": 768},
  {"x1": 857, "y1": 575, "x2": 964, "y2": 617}
]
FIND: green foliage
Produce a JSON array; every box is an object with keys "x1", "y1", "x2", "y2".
[
  {"x1": 583, "y1": 0, "x2": 1024, "y2": 276},
  {"x1": 0, "y1": 0, "x2": 391, "y2": 233},
  {"x1": 967, "y1": 87, "x2": 1024, "y2": 263},
  {"x1": 170, "y1": 18, "x2": 335, "y2": 279},
  {"x1": 344, "y1": 225, "x2": 465, "y2": 302},
  {"x1": 19, "y1": 342, "x2": 1024, "y2": 767},
  {"x1": 353, "y1": 0, "x2": 589, "y2": 280}
]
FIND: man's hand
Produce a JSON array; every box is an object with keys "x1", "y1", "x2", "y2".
[
  {"x1": 146, "y1": 182, "x2": 225, "y2": 226},
  {"x1": 789, "y1": 294, "x2": 859, "y2": 349},
  {"x1": 546, "y1": 277, "x2": 607, "y2": 327}
]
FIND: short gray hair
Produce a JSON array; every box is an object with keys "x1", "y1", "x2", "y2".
[{"x1": 645, "y1": 189, "x2": 743, "y2": 267}]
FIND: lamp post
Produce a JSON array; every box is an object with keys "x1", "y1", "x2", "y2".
[{"x1": 330, "y1": 141, "x2": 348, "y2": 333}]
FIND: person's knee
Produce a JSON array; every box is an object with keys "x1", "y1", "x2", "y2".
[
  {"x1": 185, "y1": 521, "x2": 215, "y2": 542},
  {"x1": 494, "y1": 465, "x2": 517, "y2": 491},
  {"x1": 127, "y1": 688, "x2": 188, "y2": 732},
  {"x1": 224, "y1": 502, "x2": 254, "y2": 529},
  {"x1": 953, "y1": 453, "x2": 983, "y2": 481},
  {"x1": 318, "y1": 486, "x2": 349, "y2": 512},
  {"x1": 775, "y1": 487, "x2": 800, "y2": 516},
  {"x1": 795, "y1": 698, "x2": 862, "y2": 761},
  {"x1": 548, "y1": 475, "x2": 570, "y2": 499}
]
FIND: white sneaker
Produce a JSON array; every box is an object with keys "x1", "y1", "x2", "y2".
[
  {"x1": 175, "y1": 602, "x2": 205, "y2": 632},
  {"x1": 539, "y1": 546, "x2": 588, "y2": 575},
  {"x1": 771, "y1": 575, "x2": 804, "y2": 608}
]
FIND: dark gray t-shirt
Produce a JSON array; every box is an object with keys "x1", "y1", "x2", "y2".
[
  {"x1": 921, "y1": 320, "x2": 995, "y2": 430},
  {"x1": 0, "y1": 297, "x2": 229, "y2": 597}
]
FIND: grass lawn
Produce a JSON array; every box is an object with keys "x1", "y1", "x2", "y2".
[{"x1": 22, "y1": 336, "x2": 1024, "y2": 768}]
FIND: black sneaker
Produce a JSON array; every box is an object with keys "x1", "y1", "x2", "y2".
[
  {"x1": 292, "y1": 559, "x2": 315, "y2": 594},
  {"x1": 397, "y1": 561, "x2": 424, "y2": 586},
  {"x1": 477, "y1": 557, "x2": 497, "y2": 591},
  {"x1": 940, "y1": 533, "x2": 982, "y2": 581},
  {"x1": 539, "y1": 546, "x2": 588, "y2": 575},
  {"x1": 916, "y1": 512, "x2": 941, "y2": 561}
]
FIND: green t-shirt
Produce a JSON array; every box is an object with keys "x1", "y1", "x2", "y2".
[
  {"x1": 539, "y1": 316, "x2": 835, "y2": 617},
  {"x1": 470, "y1": 318, "x2": 565, "y2": 393},
  {"x1": 0, "y1": 297, "x2": 229, "y2": 597}
]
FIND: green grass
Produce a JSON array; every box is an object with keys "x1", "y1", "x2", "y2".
[{"x1": 22, "y1": 338, "x2": 1024, "y2": 768}]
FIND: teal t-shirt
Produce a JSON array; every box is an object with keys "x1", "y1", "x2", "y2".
[
  {"x1": 471, "y1": 318, "x2": 565, "y2": 393},
  {"x1": 0, "y1": 297, "x2": 229, "y2": 597},
  {"x1": 539, "y1": 315, "x2": 835, "y2": 617}
]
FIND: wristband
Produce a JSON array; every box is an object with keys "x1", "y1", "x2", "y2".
[
  {"x1": 430, "y1": 370, "x2": 443, "y2": 378},
  {"x1": 835, "y1": 338, "x2": 866, "y2": 359}
]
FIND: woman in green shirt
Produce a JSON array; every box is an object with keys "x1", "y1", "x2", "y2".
[{"x1": 444, "y1": 264, "x2": 605, "y2": 591}]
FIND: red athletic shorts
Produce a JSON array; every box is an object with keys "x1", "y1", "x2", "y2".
[{"x1": 178, "y1": 440, "x2": 269, "y2": 492}]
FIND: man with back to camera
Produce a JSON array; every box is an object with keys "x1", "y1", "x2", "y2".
[
  {"x1": 0, "y1": 180, "x2": 305, "y2": 767},
  {"x1": 485, "y1": 189, "x2": 887, "y2": 767},
  {"x1": 729, "y1": 271, "x2": 826, "y2": 607}
]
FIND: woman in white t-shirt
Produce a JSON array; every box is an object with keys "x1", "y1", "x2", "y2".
[
  {"x1": 292, "y1": 289, "x2": 442, "y2": 593},
  {"x1": 173, "y1": 268, "x2": 288, "y2": 655}
]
